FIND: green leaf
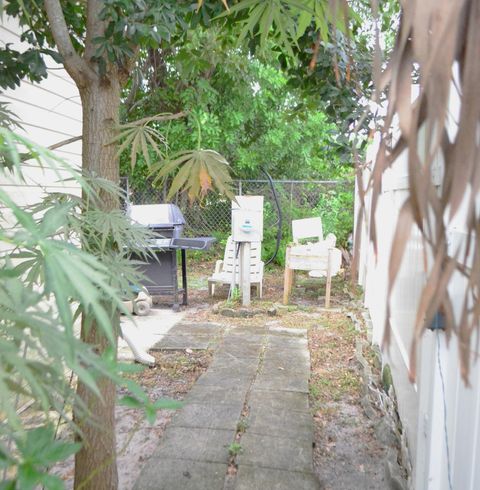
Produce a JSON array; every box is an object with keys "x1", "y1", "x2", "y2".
[
  {"x1": 152, "y1": 398, "x2": 183, "y2": 410},
  {"x1": 150, "y1": 149, "x2": 233, "y2": 202},
  {"x1": 118, "y1": 395, "x2": 143, "y2": 409},
  {"x1": 0, "y1": 481, "x2": 15, "y2": 490}
]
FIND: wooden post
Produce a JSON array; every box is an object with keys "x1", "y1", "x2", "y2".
[
  {"x1": 283, "y1": 246, "x2": 294, "y2": 305},
  {"x1": 241, "y1": 242, "x2": 251, "y2": 306},
  {"x1": 325, "y1": 248, "x2": 332, "y2": 308}
]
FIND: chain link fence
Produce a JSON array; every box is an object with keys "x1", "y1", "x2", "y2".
[{"x1": 129, "y1": 179, "x2": 353, "y2": 245}]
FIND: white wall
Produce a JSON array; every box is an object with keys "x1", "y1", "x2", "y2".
[
  {"x1": 0, "y1": 16, "x2": 82, "y2": 207},
  {"x1": 357, "y1": 86, "x2": 480, "y2": 489}
]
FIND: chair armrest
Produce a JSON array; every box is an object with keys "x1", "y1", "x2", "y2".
[
  {"x1": 258, "y1": 261, "x2": 264, "y2": 275},
  {"x1": 214, "y1": 260, "x2": 223, "y2": 273}
]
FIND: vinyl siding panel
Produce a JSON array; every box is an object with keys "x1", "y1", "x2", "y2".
[{"x1": 0, "y1": 16, "x2": 82, "y2": 205}]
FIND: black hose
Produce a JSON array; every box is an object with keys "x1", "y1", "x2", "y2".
[{"x1": 261, "y1": 168, "x2": 282, "y2": 266}]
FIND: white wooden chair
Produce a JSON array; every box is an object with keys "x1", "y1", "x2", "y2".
[
  {"x1": 208, "y1": 236, "x2": 264, "y2": 297},
  {"x1": 284, "y1": 217, "x2": 342, "y2": 307},
  {"x1": 292, "y1": 216, "x2": 323, "y2": 244}
]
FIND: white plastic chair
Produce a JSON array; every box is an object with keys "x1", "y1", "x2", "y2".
[{"x1": 208, "y1": 236, "x2": 264, "y2": 297}]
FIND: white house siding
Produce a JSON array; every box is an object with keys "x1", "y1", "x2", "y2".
[
  {"x1": 357, "y1": 87, "x2": 480, "y2": 489},
  {"x1": 0, "y1": 16, "x2": 82, "y2": 210}
]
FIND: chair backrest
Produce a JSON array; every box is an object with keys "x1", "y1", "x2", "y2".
[
  {"x1": 222, "y1": 236, "x2": 262, "y2": 276},
  {"x1": 292, "y1": 217, "x2": 323, "y2": 244}
]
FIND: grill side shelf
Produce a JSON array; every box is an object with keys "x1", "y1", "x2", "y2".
[{"x1": 170, "y1": 237, "x2": 216, "y2": 250}]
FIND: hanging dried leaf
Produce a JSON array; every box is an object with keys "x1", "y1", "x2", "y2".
[
  {"x1": 199, "y1": 164, "x2": 213, "y2": 196},
  {"x1": 362, "y1": 0, "x2": 480, "y2": 381}
]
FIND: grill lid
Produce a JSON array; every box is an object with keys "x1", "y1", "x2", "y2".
[{"x1": 129, "y1": 204, "x2": 186, "y2": 228}]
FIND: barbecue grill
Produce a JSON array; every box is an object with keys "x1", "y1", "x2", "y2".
[{"x1": 129, "y1": 204, "x2": 216, "y2": 309}]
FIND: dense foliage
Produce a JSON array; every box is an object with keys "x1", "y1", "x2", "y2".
[
  {"x1": 120, "y1": 26, "x2": 356, "y2": 256},
  {"x1": 121, "y1": 27, "x2": 351, "y2": 188}
]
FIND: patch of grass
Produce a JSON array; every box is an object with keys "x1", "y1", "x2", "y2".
[
  {"x1": 228, "y1": 442, "x2": 243, "y2": 457},
  {"x1": 339, "y1": 370, "x2": 361, "y2": 392},
  {"x1": 363, "y1": 344, "x2": 381, "y2": 370},
  {"x1": 236, "y1": 417, "x2": 249, "y2": 433},
  {"x1": 188, "y1": 276, "x2": 208, "y2": 290},
  {"x1": 309, "y1": 384, "x2": 321, "y2": 398}
]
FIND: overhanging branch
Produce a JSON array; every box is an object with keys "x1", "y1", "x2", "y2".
[
  {"x1": 43, "y1": 0, "x2": 95, "y2": 86},
  {"x1": 48, "y1": 135, "x2": 82, "y2": 151}
]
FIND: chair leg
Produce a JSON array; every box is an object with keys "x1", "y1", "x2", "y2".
[
  {"x1": 283, "y1": 247, "x2": 293, "y2": 305},
  {"x1": 283, "y1": 267, "x2": 293, "y2": 305},
  {"x1": 208, "y1": 281, "x2": 215, "y2": 297},
  {"x1": 325, "y1": 249, "x2": 332, "y2": 308}
]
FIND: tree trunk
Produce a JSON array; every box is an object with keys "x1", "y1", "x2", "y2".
[{"x1": 74, "y1": 74, "x2": 121, "y2": 490}]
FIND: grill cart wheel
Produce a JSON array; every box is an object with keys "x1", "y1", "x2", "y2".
[{"x1": 134, "y1": 300, "x2": 151, "y2": 316}]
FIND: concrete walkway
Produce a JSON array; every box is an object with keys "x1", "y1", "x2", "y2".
[
  {"x1": 135, "y1": 321, "x2": 319, "y2": 490},
  {"x1": 118, "y1": 308, "x2": 185, "y2": 362}
]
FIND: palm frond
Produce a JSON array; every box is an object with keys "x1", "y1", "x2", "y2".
[
  {"x1": 114, "y1": 113, "x2": 187, "y2": 169},
  {"x1": 150, "y1": 149, "x2": 235, "y2": 202}
]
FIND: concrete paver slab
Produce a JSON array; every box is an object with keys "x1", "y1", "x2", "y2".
[
  {"x1": 172, "y1": 402, "x2": 244, "y2": 431},
  {"x1": 186, "y1": 385, "x2": 247, "y2": 406},
  {"x1": 118, "y1": 308, "x2": 184, "y2": 362},
  {"x1": 267, "y1": 335, "x2": 308, "y2": 349},
  {"x1": 268, "y1": 326, "x2": 308, "y2": 336},
  {"x1": 237, "y1": 432, "x2": 313, "y2": 473},
  {"x1": 262, "y1": 348, "x2": 310, "y2": 367},
  {"x1": 151, "y1": 427, "x2": 234, "y2": 463},
  {"x1": 195, "y1": 369, "x2": 253, "y2": 390},
  {"x1": 261, "y1": 356, "x2": 310, "y2": 377},
  {"x1": 253, "y1": 370, "x2": 309, "y2": 393},
  {"x1": 208, "y1": 355, "x2": 258, "y2": 373},
  {"x1": 206, "y1": 362, "x2": 258, "y2": 380},
  {"x1": 222, "y1": 336, "x2": 265, "y2": 348},
  {"x1": 152, "y1": 334, "x2": 214, "y2": 350},
  {"x1": 234, "y1": 466, "x2": 320, "y2": 490},
  {"x1": 225, "y1": 328, "x2": 267, "y2": 343},
  {"x1": 134, "y1": 459, "x2": 227, "y2": 490},
  {"x1": 171, "y1": 322, "x2": 225, "y2": 336},
  {"x1": 215, "y1": 341, "x2": 263, "y2": 359},
  {"x1": 227, "y1": 326, "x2": 268, "y2": 335},
  {"x1": 246, "y1": 405, "x2": 313, "y2": 440},
  {"x1": 248, "y1": 389, "x2": 310, "y2": 413}
]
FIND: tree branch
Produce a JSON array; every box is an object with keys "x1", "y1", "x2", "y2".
[
  {"x1": 48, "y1": 135, "x2": 82, "y2": 151},
  {"x1": 43, "y1": 0, "x2": 95, "y2": 86},
  {"x1": 19, "y1": 135, "x2": 83, "y2": 163}
]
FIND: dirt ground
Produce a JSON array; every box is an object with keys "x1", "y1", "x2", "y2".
[
  {"x1": 49, "y1": 257, "x2": 403, "y2": 489},
  {"x1": 308, "y1": 311, "x2": 391, "y2": 489}
]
